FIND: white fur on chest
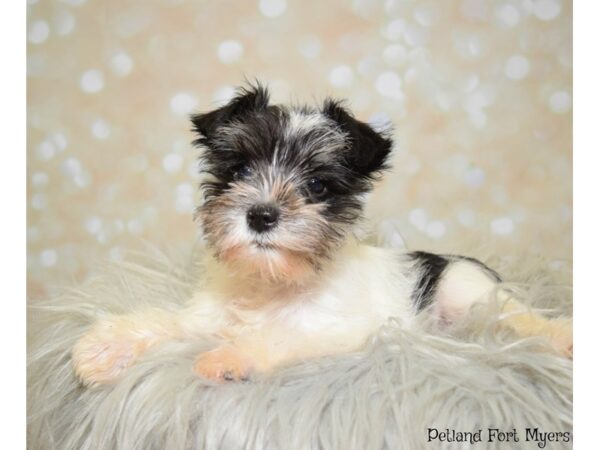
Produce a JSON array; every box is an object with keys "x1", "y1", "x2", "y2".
[
  {"x1": 191, "y1": 242, "x2": 415, "y2": 340},
  {"x1": 274, "y1": 245, "x2": 413, "y2": 333}
]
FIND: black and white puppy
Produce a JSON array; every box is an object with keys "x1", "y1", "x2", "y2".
[{"x1": 72, "y1": 84, "x2": 572, "y2": 384}]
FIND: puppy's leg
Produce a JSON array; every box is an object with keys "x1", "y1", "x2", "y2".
[
  {"x1": 73, "y1": 295, "x2": 226, "y2": 386},
  {"x1": 410, "y1": 252, "x2": 572, "y2": 358},
  {"x1": 194, "y1": 326, "x2": 365, "y2": 382},
  {"x1": 496, "y1": 293, "x2": 572, "y2": 357},
  {"x1": 72, "y1": 309, "x2": 186, "y2": 386}
]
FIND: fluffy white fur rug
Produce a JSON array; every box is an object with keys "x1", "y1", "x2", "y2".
[{"x1": 27, "y1": 242, "x2": 572, "y2": 450}]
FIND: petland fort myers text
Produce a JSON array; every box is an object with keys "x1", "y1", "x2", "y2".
[{"x1": 427, "y1": 427, "x2": 571, "y2": 448}]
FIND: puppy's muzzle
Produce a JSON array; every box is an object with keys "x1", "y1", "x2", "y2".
[{"x1": 247, "y1": 204, "x2": 280, "y2": 233}]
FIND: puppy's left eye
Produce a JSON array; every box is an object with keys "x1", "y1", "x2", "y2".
[{"x1": 306, "y1": 178, "x2": 326, "y2": 195}]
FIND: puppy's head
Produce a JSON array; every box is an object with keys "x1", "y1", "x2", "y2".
[{"x1": 192, "y1": 84, "x2": 392, "y2": 283}]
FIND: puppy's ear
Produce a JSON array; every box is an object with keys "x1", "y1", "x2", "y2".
[
  {"x1": 191, "y1": 84, "x2": 270, "y2": 143},
  {"x1": 322, "y1": 99, "x2": 393, "y2": 177}
]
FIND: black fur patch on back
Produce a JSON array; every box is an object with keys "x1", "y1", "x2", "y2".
[
  {"x1": 445, "y1": 254, "x2": 502, "y2": 282},
  {"x1": 408, "y1": 252, "x2": 502, "y2": 312},
  {"x1": 408, "y1": 251, "x2": 450, "y2": 312}
]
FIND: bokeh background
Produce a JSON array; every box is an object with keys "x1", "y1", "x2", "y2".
[{"x1": 27, "y1": 0, "x2": 572, "y2": 300}]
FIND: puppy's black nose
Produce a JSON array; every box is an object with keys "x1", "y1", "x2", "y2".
[{"x1": 247, "y1": 204, "x2": 280, "y2": 233}]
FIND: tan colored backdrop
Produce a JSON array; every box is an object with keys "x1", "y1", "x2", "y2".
[{"x1": 27, "y1": 0, "x2": 572, "y2": 299}]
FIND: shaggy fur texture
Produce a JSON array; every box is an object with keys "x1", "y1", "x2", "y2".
[{"x1": 27, "y1": 241, "x2": 572, "y2": 450}]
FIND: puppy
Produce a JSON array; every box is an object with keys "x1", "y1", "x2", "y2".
[{"x1": 72, "y1": 84, "x2": 572, "y2": 385}]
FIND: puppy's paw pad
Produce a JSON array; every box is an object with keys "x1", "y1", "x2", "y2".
[
  {"x1": 194, "y1": 347, "x2": 252, "y2": 382},
  {"x1": 72, "y1": 325, "x2": 144, "y2": 386}
]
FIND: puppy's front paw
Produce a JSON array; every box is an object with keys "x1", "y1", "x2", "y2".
[
  {"x1": 194, "y1": 346, "x2": 252, "y2": 382},
  {"x1": 547, "y1": 317, "x2": 573, "y2": 359},
  {"x1": 72, "y1": 321, "x2": 146, "y2": 386}
]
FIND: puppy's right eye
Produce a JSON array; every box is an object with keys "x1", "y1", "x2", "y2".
[
  {"x1": 234, "y1": 165, "x2": 252, "y2": 180},
  {"x1": 307, "y1": 178, "x2": 325, "y2": 195}
]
